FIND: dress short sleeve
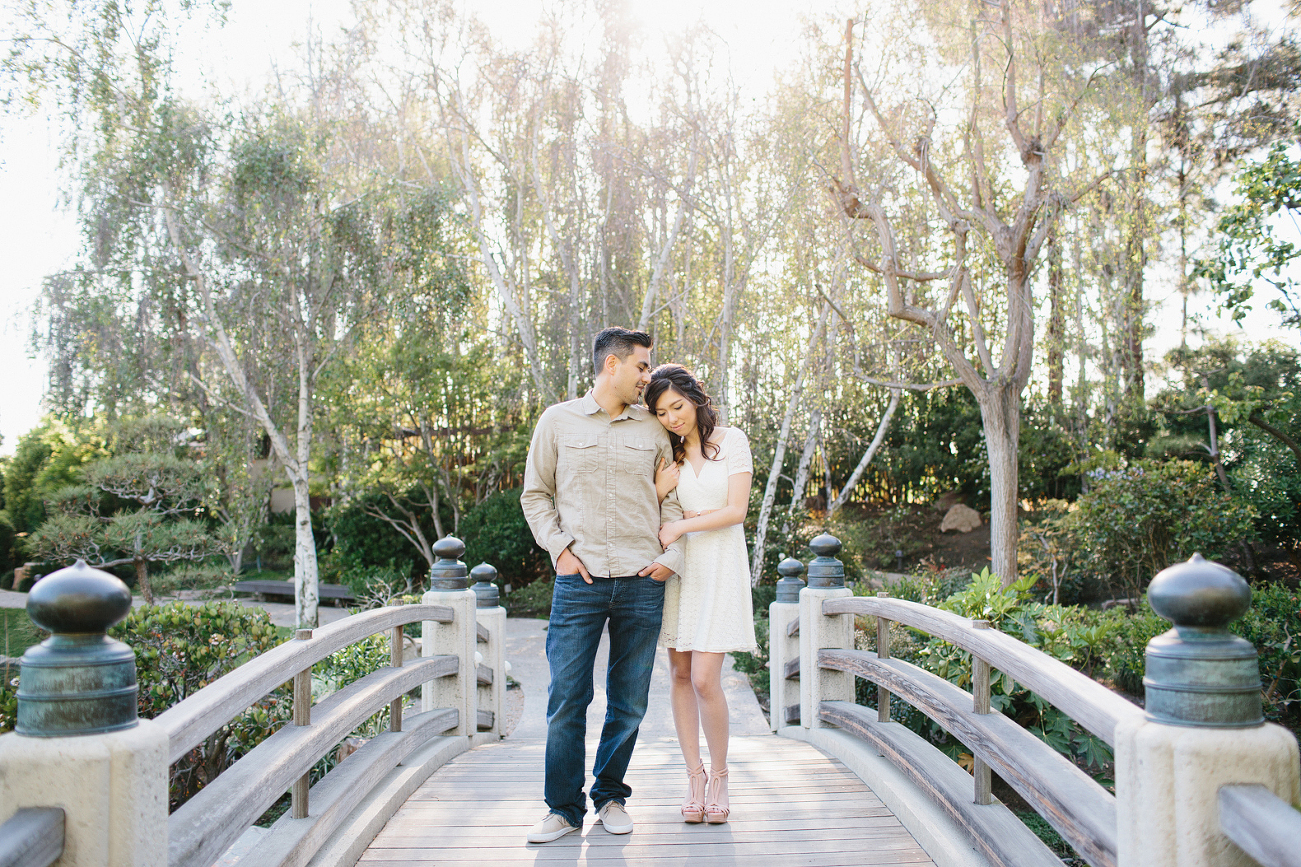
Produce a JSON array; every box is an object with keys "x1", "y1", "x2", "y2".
[{"x1": 725, "y1": 427, "x2": 754, "y2": 476}]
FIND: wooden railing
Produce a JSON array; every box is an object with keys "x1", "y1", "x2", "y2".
[
  {"x1": 773, "y1": 541, "x2": 1301, "y2": 867},
  {"x1": 0, "y1": 807, "x2": 64, "y2": 867},
  {"x1": 817, "y1": 595, "x2": 1141, "y2": 867},
  {"x1": 160, "y1": 601, "x2": 484, "y2": 867},
  {"x1": 1218, "y1": 784, "x2": 1301, "y2": 867}
]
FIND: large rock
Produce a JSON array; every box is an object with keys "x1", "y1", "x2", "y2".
[{"x1": 940, "y1": 504, "x2": 982, "y2": 533}]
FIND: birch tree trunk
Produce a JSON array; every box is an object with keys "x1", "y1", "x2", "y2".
[
  {"x1": 750, "y1": 303, "x2": 832, "y2": 585},
  {"x1": 827, "y1": 389, "x2": 901, "y2": 518}
]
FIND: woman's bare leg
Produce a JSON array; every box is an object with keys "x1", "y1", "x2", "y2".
[
  {"x1": 689, "y1": 651, "x2": 729, "y2": 771},
  {"x1": 668, "y1": 649, "x2": 702, "y2": 768}
]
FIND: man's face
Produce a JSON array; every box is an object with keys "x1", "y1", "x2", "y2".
[{"x1": 611, "y1": 345, "x2": 653, "y2": 407}]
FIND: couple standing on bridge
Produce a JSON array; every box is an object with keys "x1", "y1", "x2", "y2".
[{"x1": 520, "y1": 326, "x2": 758, "y2": 844}]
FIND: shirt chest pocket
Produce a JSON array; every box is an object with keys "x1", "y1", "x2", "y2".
[
  {"x1": 559, "y1": 435, "x2": 600, "y2": 474},
  {"x1": 619, "y1": 437, "x2": 657, "y2": 476}
]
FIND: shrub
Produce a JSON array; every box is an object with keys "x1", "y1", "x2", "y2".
[
  {"x1": 503, "y1": 575, "x2": 554, "y2": 619},
  {"x1": 110, "y1": 601, "x2": 286, "y2": 808},
  {"x1": 1233, "y1": 581, "x2": 1300, "y2": 728},
  {"x1": 1067, "y1": 459, "x2": 1257, "y2": 600},
  {"x1": 460, "y1": 487, "x2": 549, "y2": 590},
  {"x1": 325, "y1": 495, "x2": 424, "y2": 579}
]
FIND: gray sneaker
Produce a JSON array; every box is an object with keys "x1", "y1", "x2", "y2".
[
  {"x1": 597, "y1": 801, "x2": 634, "y2": 834},
  {"x1": 527, "y1": 812, "x2": 578, "y2": 843}
]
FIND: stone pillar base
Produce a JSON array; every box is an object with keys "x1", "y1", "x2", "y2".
[
  {"x1": 0, "y1": 719, "x2": 168, "y2": 867},
  {"x1": 1116, "y1": 717, "x2": 1301, "y2": 867}
]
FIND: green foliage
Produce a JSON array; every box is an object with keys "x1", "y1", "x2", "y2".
[
  {"x1": 460, "y1": 487, "x2": 548, "y2": 590},
  {"x1": 1102, "y1": 601, "x2": 1167, "y2": 695},
  {"x1": 1066, "y1": 460, "x2": 1257, "y2": 599},
  {"x1": 325, "y1": 496, "x2": 423, "y2": 578},
  {"x1": 26, "y1": 416, "x2": 224, "y2": 602},
  {"x1": 1151, "y1": 339, "x2": 1301, "y2": 551},
  {"x1": 1196, "y1": 138, "x2": 1301, "y2": 331},
  {"x1": 503, "y1": 576, "x2": 554, "y2": 619},
  {"x1": 1234, "y1": 581, "x2": 1301, "y2": 725},
  {"x1": 110, "y1": 601, "x2": 286, "y2": 807},
  {"x1": 731, "y1": 615, "x2": 771, "y2": 707}
]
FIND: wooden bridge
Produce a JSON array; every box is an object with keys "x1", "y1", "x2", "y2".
[{"x1": 2, "y1": 541, "x2": 1299, "y2": 867}]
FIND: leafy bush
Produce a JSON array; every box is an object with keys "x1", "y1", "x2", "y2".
[
  {"x1": 1101, "y1": 601, "x2": 1166, "y2": 695},
  {"x1": 325, "y1": 495, "x2": 423, "y2": 580},
  {"x1": 503, "y1": 576, "x2": 554, "y2": 619},
  {"x1": 110, "y1": 601, "x2": 286, "y2": 807},
  {"x1": 1233, "y1": 581, "x2": 1300, "y2": 728},
  {"x1": 460, "y1": 487, "x2": 548, "y2": 590},
  {"x1": 1064, "y1": 460, "x2": 1257, "y2": 600}
]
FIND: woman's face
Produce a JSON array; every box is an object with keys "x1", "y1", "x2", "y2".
[{"x1": 653, "y1": 386, "x2": 698, "y2": 439}]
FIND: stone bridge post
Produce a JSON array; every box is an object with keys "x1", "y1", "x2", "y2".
[
  {"x1": 421, "y1": 537, "x2": 477, "y2": 738},
  {"x1": 470, "y1": 562, "x2": 506, "y2": 744},
  {"x1": 0, "y1": 561, "x2": 168, "y2": 866},
  {"x1": 799, "y1": 534, "x2": 854, "y2": 730},
  {"x1": 769, "y1": 556, "x2": 805, "y2": 733},
  {"x1": 1116, "y1": 554, "x2": 1301, "y2": 867}
]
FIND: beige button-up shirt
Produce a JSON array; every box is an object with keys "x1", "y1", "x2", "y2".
[{"x1": 521, "y1": 391, "x2": 685, "y2": 578}]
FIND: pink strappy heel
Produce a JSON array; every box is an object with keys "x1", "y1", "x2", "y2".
[
  {"x1": 705, "y1": 766, "x2": 729, "y2": 823},
  {"x1": 682, "y1": 762, "x2": 707, "y2": 823}
]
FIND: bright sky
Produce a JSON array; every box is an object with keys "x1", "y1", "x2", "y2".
[{"x1": 0, "y1": 0, "x2": 1292, "y2": 454}]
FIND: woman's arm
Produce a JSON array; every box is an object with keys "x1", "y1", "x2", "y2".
[
  {"x1": 658, "y1": 472, "x2": 751, "y2": 547},
  {"x1": 654, "y1": 457, "x2": 680, "y2": 504}
]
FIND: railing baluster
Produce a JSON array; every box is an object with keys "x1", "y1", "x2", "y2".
[
  {"x1": 875, "y1": 590, "x2": 892, "y2": 723},
  {"x1": 390, "y1": 625, "x2": 404, "y2": 733},
  {"x1": 971, "y1": 619, "x2": 991, "y2": 806},
  {"x1": 292, "y1": 628, "x2": 313, "y2": 820}
]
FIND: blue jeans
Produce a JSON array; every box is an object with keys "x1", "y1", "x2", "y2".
[{"x1": 544, "y1": 573, "x2": 665, "y2": 827}]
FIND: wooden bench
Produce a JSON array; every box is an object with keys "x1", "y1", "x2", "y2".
[{"x1": 233, "y1": 580, "x2": 355, "y2": 606}]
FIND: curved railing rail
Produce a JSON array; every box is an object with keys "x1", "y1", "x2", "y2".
[
  {"x1": 817, "y1": 595, "x2": 1140, "y2": 867},
  {"x1": 821, "y1": 596, "x2": 1142, "y2": 745},
  {"x1": 157, "y1": 604, "x2": 454, "y2": 764},
  {"x1": 1218, "y1": 784, "x2": 1301, "y2": 867},
  {"x1": 160, "y1": 600, "x2": 487, "y2": 867}
]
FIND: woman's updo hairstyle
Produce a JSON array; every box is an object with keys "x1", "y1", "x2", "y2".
[{"x1": 645, "y1": 364, "x2": 721, "y2": 465}]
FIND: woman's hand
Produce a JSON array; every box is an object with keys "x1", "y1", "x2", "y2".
[
  {"x1": 654, "y1": 457, "x2": 680, "y2": 502},
  {"x1": 659, "y1": 520, "x2": 686, "y2": 548}
]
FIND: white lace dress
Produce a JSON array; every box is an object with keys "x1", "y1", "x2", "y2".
[{"x1": 659, "y1": 427, "x2": 758, "y2": 653}]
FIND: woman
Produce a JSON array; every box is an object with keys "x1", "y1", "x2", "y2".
[{"x1": 645, "y1": 364, "x2": 756, "y2": 825}]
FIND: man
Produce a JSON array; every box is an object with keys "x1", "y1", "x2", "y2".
[{"x1": 520, "y1": 326, "x2": 684, "y2": 843}]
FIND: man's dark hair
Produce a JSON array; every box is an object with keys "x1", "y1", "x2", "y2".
[{"x1": 592, "y1": 327, "x2": 653, "y2": 374}]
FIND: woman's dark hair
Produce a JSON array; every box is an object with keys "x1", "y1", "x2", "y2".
[{"x1": 645, "y1": 364, "x2": 721, "y2": 465}]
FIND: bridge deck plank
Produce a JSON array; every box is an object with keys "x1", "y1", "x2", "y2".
[{"x1": 361, "y1": 735, "x2": 936, "y2": 866}]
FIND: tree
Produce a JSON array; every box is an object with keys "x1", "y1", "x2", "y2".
[
  {"x1": 1197, "y1": 138, "x2": 1301, "y2": 333},
  {"x1": 832, "y1": 4, "x2": 1118, "y2": 583},
  {"x1": 28, "y1": 417, "x2": 222, "y2": 602}
]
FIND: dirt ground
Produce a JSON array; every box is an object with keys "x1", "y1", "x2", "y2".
[{"x1": 834, "y1": 501, "x2": 992, "y2": 577}]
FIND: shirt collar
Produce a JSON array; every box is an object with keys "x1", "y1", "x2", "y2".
[{"x1": 580, "y1": 390, "x2": 646, "y2": 422}]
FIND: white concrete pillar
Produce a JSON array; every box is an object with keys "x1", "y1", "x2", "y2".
[
  {"x1": 769, "y1": 599, "x2": 800, "y2": 733},
  {"x1": 422, "y1": 586, "x2": 477, "y2": 737},
  {"x1": 799, "y1": 584, "x2": 854, "y2": 729},
  {"x1": 1115, "y1": 719, "x2": 1300, "y2": 867},
  {"x1": 474, "y1": 604, "x2": 507, "y2": 744},
  {"x1": 0, "y1": 720, "x2": 169, "y2": 867}
]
